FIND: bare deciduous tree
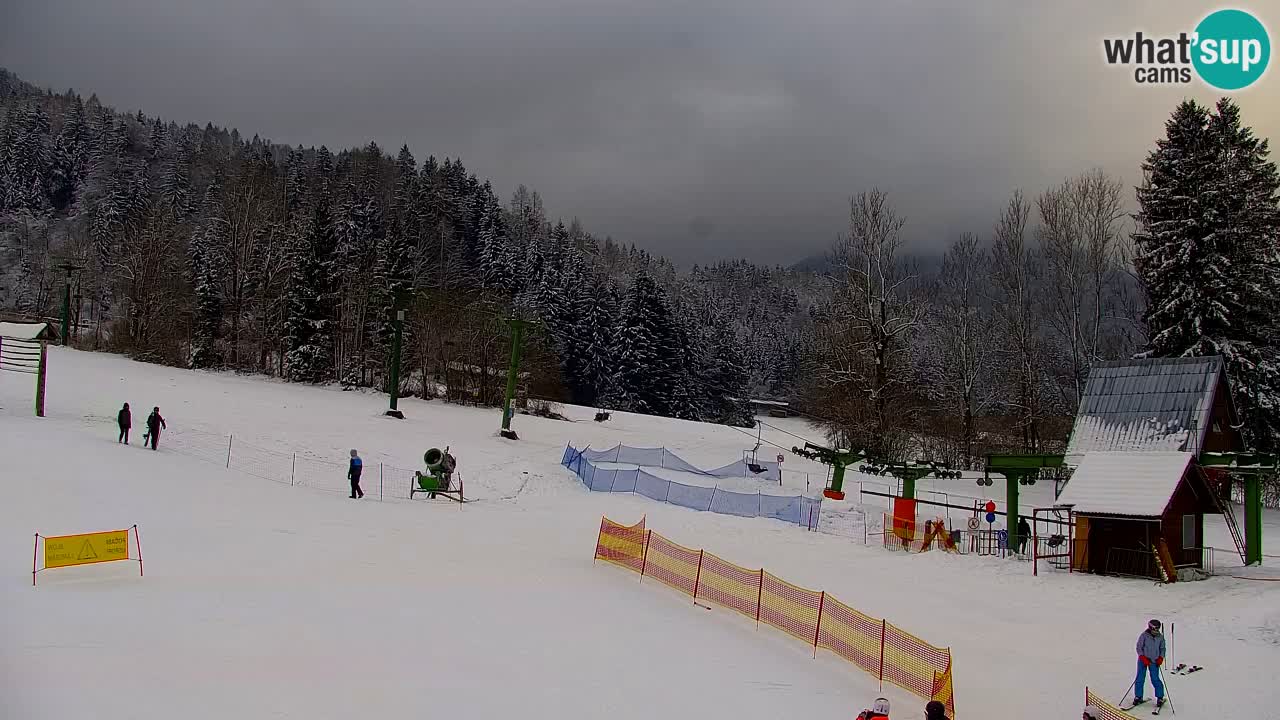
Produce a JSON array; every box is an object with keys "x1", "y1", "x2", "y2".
[
  {"x1": 812, "y1": 189, "x2": 924, "y2": 457},
  {"x1": 918, "y1": 232, "x2": 995, "y2": 467},
  {"x1": 990, "y1": 190, "x2": 1053, "y2": 452},
  {"x1": 1037, "y1": 169, "x2": 1127, "y2": 407}
]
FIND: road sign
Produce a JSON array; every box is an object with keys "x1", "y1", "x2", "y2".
[
  {"x1": 984, "y1": 500, "x2": 996, "y2": 513},
  {"x1": 967, "y1": 517, "x2": 980, "y2": 531},
  {"x1": 777, "y1": 454, "x2": 785, "y2": 463},
  {"x1": 985, "y1": 512, "x2": 996, "y2": 524}
]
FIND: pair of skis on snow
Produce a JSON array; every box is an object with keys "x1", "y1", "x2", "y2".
[
  {"x1": 1120, "y1": 698, "x2": 1167, "y2": 715},
  {"x1": 1169, "y1": 663, "x2": 1202, "y2": 675}
]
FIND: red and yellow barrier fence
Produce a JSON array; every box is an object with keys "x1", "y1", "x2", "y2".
[
  {"x1": 594, "y1": 516, "x2": 957, "y2": 717},
  {"x1": 1085, "y1": 687, "x2": 1140, "y2": 720}
]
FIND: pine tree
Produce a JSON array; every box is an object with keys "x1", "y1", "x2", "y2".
[
  {"x1": 190, "y1": 181, "x2": 227, "y2": 368},
  {"x1": 285, "y1": 154, "x2": 338, "y2": 384},
  {"x1": 1134, "y1": 98, "x2": 1280, "y2": 450}
]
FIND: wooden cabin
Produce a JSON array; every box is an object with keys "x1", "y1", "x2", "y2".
[{"x1": 1058, "y1": 356, "x2": 1244, "y2": 580}]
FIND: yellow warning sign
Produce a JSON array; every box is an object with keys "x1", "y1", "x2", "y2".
[{"x1": 44, "y1": 529, "x2": 130, "y2": 569}]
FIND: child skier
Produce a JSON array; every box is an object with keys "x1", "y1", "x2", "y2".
[
  {"x1": 144, "y1": 407, "x2": 166, "y2": 451},
  {"x1": 348, "y1": 449, "x2": 364, "y2": 499},
  {"x1": 855, "y1": 697, "x2": 889, "y2": 719},
  {"x1": 117, "y1": 402, "x2": 131, "y2": 444},
  {"x1": 924, "y1": 700, "x2": 949, "y2": 720},
  {"x1": 1082, "y1": 706, "x2": 1101, "y2": 720},
  {"x1": 1130, "y1": 618, "x2": 1167, "y2": 710}
]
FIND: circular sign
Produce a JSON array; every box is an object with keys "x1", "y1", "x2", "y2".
[
  {"x1": 986, "y1": 512, "x2": 997, "y2": 524},
  {"x1": 777, "y1": 454, "x2": 785, "y2": 463},
  {"x1": 966, "y1": 517, "x2": 980, "y2": 531},
  {"x1": 984, "y1": 500, "x2": 997, "y2": 513}
]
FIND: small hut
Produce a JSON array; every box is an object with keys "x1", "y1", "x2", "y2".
[
  {"x1": 1057, "y1": 451, "x2": 1217, "y2": 579},
  {"x1": 1058, "y1": 356, "x2": 1244, "y2": 580}
]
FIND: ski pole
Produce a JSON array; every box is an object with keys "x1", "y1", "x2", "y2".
[{"x1": 1118, "y1": 678, "x2": 1136, "y2": 707}]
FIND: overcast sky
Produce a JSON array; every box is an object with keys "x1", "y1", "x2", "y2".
[{"x1": 4, "y1": 1, "x2": 1278, "y2": 265}]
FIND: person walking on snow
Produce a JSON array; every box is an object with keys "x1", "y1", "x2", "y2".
[
  {"x1": 117, "y1": 402, "x2": 132, "y2": 444},
  {"x1": 924, "y1": 700, "x2": 949, "y2": 720},
  {"x1": 348, "y1": 449, "x2": 364, "y2": 499},
  {"x1": 144, "y1": 407, "x2": 166, "y2": 451},
  {"x1": 1132, "y1": 618, "x2": 1167, "y2": 709},
  {"x1": 856, "y1": 697, "x2": 890, "y2": 719},
  {"x1": 1017, "y1": 516, "x2": 1031, "y2": 554}
]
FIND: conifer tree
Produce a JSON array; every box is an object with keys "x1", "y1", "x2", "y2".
[{"x1": 1134, "y1": 98, "x2": 1280, "y2": 449}]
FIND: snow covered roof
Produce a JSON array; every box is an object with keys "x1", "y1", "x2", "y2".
[
  {"x1": 0, "y1": 321, "x2": 55, "y2": 342},
  {"x1": 1065, "y1": 356, "x2": 1225, "y2": 459},
  {"x1": 1055, "y1": 451, "x2": 1194, "y2": 517}
]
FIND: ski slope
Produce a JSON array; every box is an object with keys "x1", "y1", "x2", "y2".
[{"x1": 2, "y1": 347, "x2": 1279, "y2": 718}]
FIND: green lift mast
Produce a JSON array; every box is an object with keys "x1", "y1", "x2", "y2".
[
  {"x1": 790, "y1": 442, "x2": 867, "y2": 499},
  {"x1": 1199, "y1": 451, "x2": 1276, "y2": 566},
  {"x1": 980, "y1": 453, "x2": 1064, "y2": 555}
]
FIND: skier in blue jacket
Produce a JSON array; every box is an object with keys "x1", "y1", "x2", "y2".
[
  {"x1": 1132, "y1": 618, "x2": 1167, "y2": 709},
  {"x1": 348, "y1": 449, "x2": 364, "y2": 499}
]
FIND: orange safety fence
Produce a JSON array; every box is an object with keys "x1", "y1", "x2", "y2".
[
  {"x1": 594, "y1": 516, "x2": 957, "y2": 718},
  {"x1": 1085, "y1": 687, "x2": 1140, "y2": 720}
]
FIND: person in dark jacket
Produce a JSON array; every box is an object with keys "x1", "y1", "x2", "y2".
[
  {"x1": 1132, "y1": 618, "x2": 1167, "y2": 708},
  {"x1": 924, "y1": 700, "x2": 949, "y2": 720},
  {"x1": 144, "y1": 407, "x2": 166, "y2": 451},
  {"x1": 348, "y1": 449, "x2": 364, "y2": 499},
  {"x1": 117, "y1": 403, "x2": 132, "y2": 444},
  {"x1": 1017, "y1": 516, "x2": 1032, "y2": 554}
]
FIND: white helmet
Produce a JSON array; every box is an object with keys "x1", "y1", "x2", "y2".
[
  {"x1": 871, "y1": 698, "x2": 890, "y2": 714},
  {"x1": 1083, "y1": 705, "x2": 1101, "y2": 719}
]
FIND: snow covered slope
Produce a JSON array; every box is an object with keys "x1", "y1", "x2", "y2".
[{"x1": 2, "y1": 347, "x2": 1279, "y2": 718}]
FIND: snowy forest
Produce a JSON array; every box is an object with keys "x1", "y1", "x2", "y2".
[{"x1": 2, "y1": 68, "x2": 1278, "y2": 464}]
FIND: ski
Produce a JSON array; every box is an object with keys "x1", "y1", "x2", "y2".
[
  {"x1": 1120, "y1": 700, "x2": 1147, "y2": 711},
  {"x1": 1169, "y1": 663, "x2": 1186, "y2": 674},
  {"x1": 1173, "y1": 664, "x2": 1202, "y2": 675}
]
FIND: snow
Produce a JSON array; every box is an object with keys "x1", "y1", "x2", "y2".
[
  {"x1": 0, "y1": 321, "x2": 50, "y2": 341},
  {"x1": 3, "y1": 347, "x2": 1280, "y2": 718},
  {"x1": 1056, "y1": 452, "x2": 1195, "y2": 517}
]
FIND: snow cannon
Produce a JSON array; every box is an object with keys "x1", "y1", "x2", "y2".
[{"x1": 412, "y1": 447, "x2": 464, "y2": 502}]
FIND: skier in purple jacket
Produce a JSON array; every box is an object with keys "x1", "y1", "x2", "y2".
[{"x1": 1132, "y1": 618, "x2": 1167, "y2": 709}]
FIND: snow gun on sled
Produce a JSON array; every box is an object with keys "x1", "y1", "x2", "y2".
[{"x1": 411, "y1": 447, "x2": 465, "y2": 503}]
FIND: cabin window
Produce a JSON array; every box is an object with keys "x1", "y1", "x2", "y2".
[
  {"x1": 1182, "y1": 514, "x2": 1196, "y2": 548},
  {"x1": 1212, "y1": 421, "x2": 1221, "y2": 433}
]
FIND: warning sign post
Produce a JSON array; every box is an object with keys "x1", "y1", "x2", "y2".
[{"x1": 33, "y1": 525, "x2": 143, "y2": 585}]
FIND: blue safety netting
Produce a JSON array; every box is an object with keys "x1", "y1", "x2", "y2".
[{"x1": 561, "y1": 443, "x2": 820, "y2": 527}]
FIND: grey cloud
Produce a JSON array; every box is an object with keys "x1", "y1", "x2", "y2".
[{"x1": 4, "y1": 0, "x2": 1277, "y2": 265}]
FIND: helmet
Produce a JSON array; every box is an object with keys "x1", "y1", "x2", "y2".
[
  {"x1": 1083, "y1": 705, "x2": 1101, "y2": 719},
  {"x1": 1148, "y1": 618, "x2": 1162, "y2": 631},
  {"x1": 350, "y1": 449, "x2": 359, "y2": 457},
  {"x1": 871, "y1": 698, "x2": 889, "y2": 714}
]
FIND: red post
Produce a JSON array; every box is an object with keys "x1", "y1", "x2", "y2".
[
  {"x1": 755, "y1": 568, "x2": 764, "y2": 627},
  {"x1": 813, "y1": 591, "x2": 825, "y2": 658},
  {"x1": 134, "y1": 525, "x2": 144, "y2": 577},
  {"x1": 639, "y1": 530, "x2": 651, "y2": 583},
  {"x1": 878, "y1": 618, "x2": 887, "y2": 689},
  {"x1": 692, "y1": 550, "x2": 704, "y2": 601},
  {"x1": 32, "y1": 533, "x2": 39, "y2": 586}
]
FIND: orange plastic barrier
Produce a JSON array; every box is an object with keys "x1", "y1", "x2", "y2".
[
  {"x1": 594, "y1": 516, "x2": 957, "y2": 717},
  {"x1": 1085, "y1": 687, "x2": 1140, "y2": 720},
  {"x1": 594, "y1": 516, "x2": 646, "y2": 572}
]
